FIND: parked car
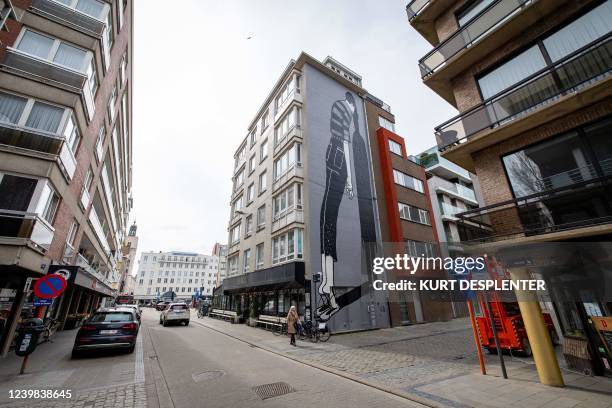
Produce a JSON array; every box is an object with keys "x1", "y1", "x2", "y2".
[
  {"x1": 121, "y1": 304, "x2": 141, "y2": 320},
  {"x1": 159, "y1": 303, "x2": 190, "y2": 326},
  {"x1": 155, "y1": 301, "x2": 171, "y2": 311},
  {"x1": 72, "y1": 308, "x2": 139, "y2": 358}
]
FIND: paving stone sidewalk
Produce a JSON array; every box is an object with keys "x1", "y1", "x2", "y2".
[{"x1": 192, "y1": 313, "x2": 612, "y2": 408}]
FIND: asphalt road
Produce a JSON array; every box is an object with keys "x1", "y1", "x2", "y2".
[{"x1": 142, "y1": 308, "x2": 424, "y2": 408}]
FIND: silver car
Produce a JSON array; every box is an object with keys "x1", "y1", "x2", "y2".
[{"x1": 159, "y1": 303, "x2": 190, "y2": 326}]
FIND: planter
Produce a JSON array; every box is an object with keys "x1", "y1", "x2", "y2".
[{"x1": 247, "y1": 317, "x2": 258, "y2": 327}]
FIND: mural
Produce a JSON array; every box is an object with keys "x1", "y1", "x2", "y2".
[{"x1": 305, "y1": 64, "x2": 384, "y2": 328}]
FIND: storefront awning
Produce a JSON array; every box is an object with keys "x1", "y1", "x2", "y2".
[{"x1": 222, "y1": 262, "x2": 306, "y2": 294}]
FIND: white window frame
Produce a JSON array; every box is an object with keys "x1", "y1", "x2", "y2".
[
  {"x1": 271, "y1": 228, "x2": 303, "y2": 265},
  {"x1": 393, "y1": 169, "x2": 424, "y2": 193}
]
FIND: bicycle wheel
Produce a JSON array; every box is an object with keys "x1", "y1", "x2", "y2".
[
  {"x1": 309, "y1": 329, "x2": 320, "y2": 343},
  {"x1": 319, "y1": 329, "x2": 331, "y2": 342}
]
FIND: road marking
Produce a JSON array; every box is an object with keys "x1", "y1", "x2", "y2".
[{"x1": 135, "y1": 332, "x2": 145, "y2": 383}]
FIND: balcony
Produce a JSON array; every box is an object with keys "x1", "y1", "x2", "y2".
[
  {"x1": 457, "y1": 171, "x2": 612, "y2": 243},
  {"x1": 0, "y1": 210, "x2": 54, "y2": 252},
  {"x1": 272, "y1": 207, "x2": 304, "y2": 233},
  {"x1": 0, "y1": 121, "x2": 64, "y2": 156},
  {"x1": 273, "y1": 125, "x2": 302, "y2": 156},
  {"x1": 274, "y1": 89, "x2": 302, "y2": 123},
  {"x1": 30, "y1": 0, "x2": 107, "y2": 36},
  {"x1": 440, "y1": 202, "x2": 466, "y2": 219},
  {"x1": 272, "y1": 163, "x2": 304, "y2": 192},
  {"x1": 405, "y1": 0, "x2": 456, "y2": 45},
  {"x1": 436, "y1": 34, "x2": 612, "y2": 171},
  {"x1": 420, "y1": 0, "x2": 568, "y2": 106},
  {"x1": 2, "y1": 47, "x2": 95, "y2": 119},
  {"x1": 434, "y1": 178, "x2": 477, "y2": 203},
  {"x1": 417, "y1": 150, "x2": 471, "y2": 181},
  {"x1": 88, "y1": 207, "x2": 111, "y2": 254}
]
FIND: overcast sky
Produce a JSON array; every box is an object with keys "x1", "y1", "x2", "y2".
[{"x1": 131, "y1": 0, "x2": 457, "y2": 261}]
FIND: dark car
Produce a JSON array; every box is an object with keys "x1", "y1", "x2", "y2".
[
  {"x1": 72, "y1": 308, "x2": 139, "y2": 358},
  {"x1": 155, "y1": 301, "x2": 170, "y2": 311}
]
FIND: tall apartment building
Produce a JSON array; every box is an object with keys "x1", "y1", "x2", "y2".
[
  {"x1": 407, "y1": 0, "x2": 612, "y2": 381},
  {"x1": 217, "y1": 53, "x2": 449, "y2": 332},
  {"x1": 133, "y1": 251, "x2": 222, "y2": 303},
  {"x1": 118, "y1": 221, "x2": 138, "y2": 293},
  {"x1": 0, "y1": 0, "x2": 133, "y2": 356},
  {"x1": 212, "y1": 242, "x2": 227, "y2": 287}
]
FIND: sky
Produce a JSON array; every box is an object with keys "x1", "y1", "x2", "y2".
[{"x1": 131, "y1": 0, "x2": 458, "y2": 260}]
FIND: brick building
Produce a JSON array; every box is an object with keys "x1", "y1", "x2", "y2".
[
  {"x1": 0, "y1": 0, "x2": 133, "y2": 355},
  {"x1": 407, "y1": 0, "x2": 611, "y2": 380}
]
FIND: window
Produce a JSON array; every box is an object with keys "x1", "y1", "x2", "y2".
[
  {"x1": 95, "y1": 126, "x2": 104, "y2": 161},
  {"x1": 66, "y1": 220, "x2": 78, "y2": 246},
  {"x1": 389, "y1": 139, "x2": 402, "y2": 156},
  {"x1": 272, "y1": 228, "x2": 303, "y2": 264},
  {"x1": 231, "y1": 195, "x2": 243, "y2": 218},
  {"x1": 248, "y1": 155, "x2": 256, "y2": 174},
  {"x1": 243, "y1": 249, "x2": 251, "y2": 273},
  {"x1": 247, "y1": 183, "x2": 255, "y2": 203},
  {"x1": 245, "y1": 215, "x2": 253, "y2": 237},
  {"x1": 274, "y1": 106, "x2": 300, "y2": 146},
  {"x1": 261, "y1": 110, "x2": 269, "y2": 132},
  {"x1": 257, "y1": 205, "x2": 266, "y2": 229},
  {"x1": 457, "y1": 0, "x2": 496, "y2": 27},
  {"x1": 104, "y1": 10, "x2": 113, "y2": 48},
  {"x1": 87, "y1": 59, "x2": 98, "y2": 96},
  {"x1": 235, "y1": 145, "x2": 246, "y2": 169},
  {"x1": 398, "y1": 202, "x2": 430, "y2": 225},
  {"x1": 259, "y1": 171, "x2": 267, "y2": 193},
  {"x1": 17, "y1": 29, "x2": 89, "y2": 72},
  {"x1": 273, "y1": 143, "x2": 301, "y2": 181},
  {"x1": 63, "y1": 115, "x2": 81, "y2": 155},
  {"x1": 250, "y1": 128, "x2": 257, "y2": 146},
  {"x1": 228, "y1": 255, "x2": 238, "y2": 274},
  {"x1": 379, "y1": 116, "x2": 395, "y2": 132},
  {"x1": 107, "y1": 85, "x2": 117, "y2": 122},
  {"x1": 234, "y1": 169, "x2": 245, "y2": 192},
  {"x1": 0, "y1": 91, "x2": 72, "y2": 137},
  {"x1": 273, "y1": 183, "x2": 302, "y2": 219},
  {"x1": 256, "y1": 243, "x2": 264, "y2": 269},
  {"x1": 275, "y1": 74, "x2": 299, "y2": 111},
  {"x1": 74, "y1": 0, "x2": 106, "y2": 19},
  {"x1": 406, "y1": 240, "x2": 436, "y2": 257},
  {"x1": 260, "y1": 139, "x2": 268, "y2": 161},
  {"x1": 393, "y1": 169, "x2": 424, "y2": 193},
  {"x1": 229, "y1": 224, "x2": 241, "y2": 244}
]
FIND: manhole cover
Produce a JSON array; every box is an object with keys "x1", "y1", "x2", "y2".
[
  {"x1": 192, "y1": 370, "x2": 225, "y2": 383},
  {"x1": 252, "y1": 382, "x2": 296, "y2": 400}
]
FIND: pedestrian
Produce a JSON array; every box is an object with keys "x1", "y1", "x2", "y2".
[{"x1": 286, "y1": 306, "x2": 299, "y2": 346}]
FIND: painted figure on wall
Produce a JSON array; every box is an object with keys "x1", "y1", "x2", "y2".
[{"x1": 317, "y1": 92, "x2": 376, "y2": 321}]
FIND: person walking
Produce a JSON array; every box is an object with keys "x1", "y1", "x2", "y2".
[{"x1": 286, "y1": 306, "x2": 299, "y2": 346}]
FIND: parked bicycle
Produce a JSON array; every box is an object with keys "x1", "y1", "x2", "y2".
[
  {"x1": 299, "y1": 320, "x2": 331, "y2": 343},
  {"x1": 39, "y1": 317, "x2": 61, "y2": 344}
]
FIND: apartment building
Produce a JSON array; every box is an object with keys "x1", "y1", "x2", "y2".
[
  {"x1": 407, "y1": 0, "x2": 611, "y2": 380},
  {"x1": 133, "y1": 251, "x2": 222, "y2": 303},
  {"x1": 0, "y1": 0, "x2": 133, "y2": 355},
  {"x1": 118, "y1": 221, "x2": 138, "y2": 293},
  {"x1": 212, "y1": 242, "x2": 227, "y2": 286}
]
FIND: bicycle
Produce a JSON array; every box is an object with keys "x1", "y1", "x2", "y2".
[
  {"x1": 40, "y1": 317, "x2": 61, "y2": 344},
  {"x1": 300, "y1": 320, "x2": 331, "y2": 343}
]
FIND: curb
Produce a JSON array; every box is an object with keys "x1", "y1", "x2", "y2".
[{"x1": 190, "y1": 317, "x2": 446, "y2": 408}]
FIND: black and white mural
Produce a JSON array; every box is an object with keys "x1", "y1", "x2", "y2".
[{"x1": 305, "y1": 65, "x2": 388, "y2": 331}]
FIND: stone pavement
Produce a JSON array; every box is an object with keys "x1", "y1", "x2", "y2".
[
  {"x1": 192, "y1": 312, "x2": 612, "y2": 408},
  {"x1": 0, "y1": 328, "x2": 146, "y2": 408}
]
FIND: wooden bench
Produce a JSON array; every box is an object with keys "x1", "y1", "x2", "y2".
[
  {"x1": 255, "y1": 314, "x2": 287, "y2": 331},
  {"x1": 209, "y1": 309, "x2": 238, "y2": 323}
]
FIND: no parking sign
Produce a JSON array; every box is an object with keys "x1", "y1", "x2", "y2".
[{"x1": 33, "y1": 274, "x2": 67, "y2": 299}]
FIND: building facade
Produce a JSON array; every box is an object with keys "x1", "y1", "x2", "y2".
[
  {"x1": 212, "y1": 242, "x2": 227, "y2": 287},
  {"x1": 118, "y1": 221, "x2": 138, "y2": 293},
  {"x1": 0, "y1": 0, "x2": 133, "y2": 356},
  {"x1": 133, "y1": 251, "x2": 222, "y2": 303},
  {"x1": 408, "y1": 0, "x2": 612, "y2": 379}
]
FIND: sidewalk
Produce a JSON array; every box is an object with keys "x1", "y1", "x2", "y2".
[
  {"x1": 0, "y1": 328, "x2": 146, "y2": 407},
  {"x1": 191, "y1": 312, "x2": 612, "y2": 408}
]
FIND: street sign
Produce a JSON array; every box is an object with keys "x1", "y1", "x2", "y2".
[
  {"x1": 33, "y1": 297, "x2": 53, "y2": 306},
  {"x1": 33, "y1": 274, "x2": 67, "y2": 299}
]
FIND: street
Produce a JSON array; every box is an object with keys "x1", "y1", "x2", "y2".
[{"x1": 0, "y1": 308, "x2": 425, "y2": 408}]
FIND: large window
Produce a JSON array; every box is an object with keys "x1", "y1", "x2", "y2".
[
  {"x1": 0, "y1": 174, "x2": 59, "y2": 223},
  {"x1": 273, "y1": 143, "x2": 301, "y2": 181},
  {"x1": 247, "y1": 183, "x2": 255, "y2": 203},
  {"x1": 259, "y1": 171, "x2": 267, "y2": 193},
  {"x1": 272, "y1": 228, "x2": 303, "y2": 264},
  {"x1": 234, "y1": 169, "x2": 245, "y2": 192},
  {"x1": 16, "y1": 29, "x2": 90, "y2": 72},
  {"x1": 229, "y1": 224, "x2": 241, "y2": 245},
  {"x1": 477, "y1": 0, "x2": 612, "y2": 99},
  {"x1": 398, "y1": 202, "x2": 430, "y2": 225},
  {"x1": 389, "y1": 139, "x2": 402, "y2": 156},
  {"x1": 243, "y1": 249, "x2": 251, "y2": 273},
  {"x1": 245, "y1": 215, "x2": 253, "y2": 237},
  {"x1": 257, "y1": 205, "x2": 266, "y2": 229},
  {"x1": 457, "y1": 0, "x2": 496, "y2": 27},
  {"x1": 231, "y1": 195, "x2": 243, "y2": 218},
  {"x1": 274, "y1": 106, "x2": 300, "y2": 146},
  {"x1": 393, "y1": 169, "x2": 424, "y2": 193},
  {"x1": 379, "y1": 116, "x2": 395, "y2": 132},
  {"x1": 273, "y1": 183, "x2": 302, "y2": 219},
  {"x1": 406, "y1": 240, "x2": 436, "y2": 257},
  {"x1": 228, "y1": 255, "x2": 238, "y2": 274},
  {"x1": 256, "y1": 243, "x2": 264, "y2": 269},
  {"x1": 275, "y1": 74, "x2": 300, "y2": 111},
  {"x1": 260, "y1": 139, "x2": 268, "y2": 161}
]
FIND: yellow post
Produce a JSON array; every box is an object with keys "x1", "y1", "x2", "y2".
[{"x1": 510, "y1": 267, "x2": 564, "y2": 387}]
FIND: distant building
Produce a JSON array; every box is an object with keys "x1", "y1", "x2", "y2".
[
  {"x1": 119, "y1": 222, "x2": 139, "y2": 293},
  {"x1": 212, "y1": 243, "x2": 228, "y2": 287},
  {"x1": 133, "y1": 251, "x2": 222, "y2": 303}
]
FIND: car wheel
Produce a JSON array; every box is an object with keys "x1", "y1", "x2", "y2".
[
  {"x1": 71, "y1": 349, "x2": 81, "y2": 359},
  {"x1": 162, "y1": 318, "x2": 168, "y2": 327},
  {"x1": 127, "y1": 344, "x2": 135, "y2": 354},
  {"x1": 184, "y1": 320, "x2": 189, "y2": 326}
]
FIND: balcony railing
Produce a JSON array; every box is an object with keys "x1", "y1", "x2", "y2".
[
  {"x1": 58, "y1": 143, "x2": 77, "y2": 180},
  {"x1": 406, "y1": 0, "x2": 430, "y2": 21},
  {"x1": 31, "y1": 0, "x2": 107, "y2": 37},
  {"x1": 0, "y1": 121, "x2": 64, "y2": 155},
  {"x1": 441, "y1": 202, "x2": 465, "y2": 217},
  {"x1": 456, "y1": 172, "x2": 612, "y2": 243},
  {"x1": 272, "y1": 163, "x2": 304, "y2": 192},
  {"x1": 0, "y1": 210, "x2": 54, "y2": 251},
  {"x1": 419, "y1": 0, "x2": 532, "y2": 78},
  {"x1": 273, "y1": 125, "x2": 302, "y2": 155},
  {"x1": 0, "y1": 0, "x2": 15, "y2": 32},
  {"x1": 272, "y1": 207, "x2": 304, "y2": 233},
  {"x1": 436, "y1": 33, "x2": 612, "y2": 151},
  {"x1": 89, "y1": 207, "x2": 111, "y2": 254},
  {"x1": 435, "y1": 178, "x2": 477, "y2": 201}
]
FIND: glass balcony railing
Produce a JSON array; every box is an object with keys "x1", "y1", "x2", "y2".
[
  {"x1": 436, "y1": 34, "x2": 612, "y2": 151},
  {"x1": 0, "y1": 210, "x2": 54, "y2": 251},
  {"x1": 0, "y1": 121, "x2": 64, "y2": 155},
  {"x1": 406, "y1": 0, "x2": 430, "y2": 21},
  {"x1": 435, "y1": 178, "x2": 477, "y2": 201},
  {"x1": 31, "y1": 0, "x2": 108, "y2": 37},
  {"x1": 440, "y1": 202, "x2": 465, "y2": 217},
  {"x1": 419, "y1": 0, "x2": 532, "y2": 78}
]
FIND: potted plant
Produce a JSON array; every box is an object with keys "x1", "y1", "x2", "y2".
[{"x1": 247, "y1": 296, "x2": 259, "y2": 327}]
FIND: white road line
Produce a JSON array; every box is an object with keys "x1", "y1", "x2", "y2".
[{"x1": 134, "y1": 332, "x2": 144, "y2": 383}]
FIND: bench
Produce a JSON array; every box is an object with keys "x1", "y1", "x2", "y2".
[
  {"x1": 209, "y1": 309, "x2": 238, "y2": 323},
  {"x1": 255, "y1": 314, "x2": 287, "y2": 331}
]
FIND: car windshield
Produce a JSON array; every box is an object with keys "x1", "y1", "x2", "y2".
[
  {"x1": 171, "y1": 305, "x2": 188, "y2": 310},
  {"x1": 89, "y1": 312, "x2": 133, "y2": 322}
]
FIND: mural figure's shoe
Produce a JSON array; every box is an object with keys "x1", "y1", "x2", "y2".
[{"x1": 316, "y1": 303, "x2": 339, "y2": 322}]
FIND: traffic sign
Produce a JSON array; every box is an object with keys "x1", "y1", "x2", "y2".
[
  {"x1": 33, "y1": 274, "x2": 67, "y2": 299},
  {"x1": 33, "y1": 297, "x2": 53, "y2": 306}
]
